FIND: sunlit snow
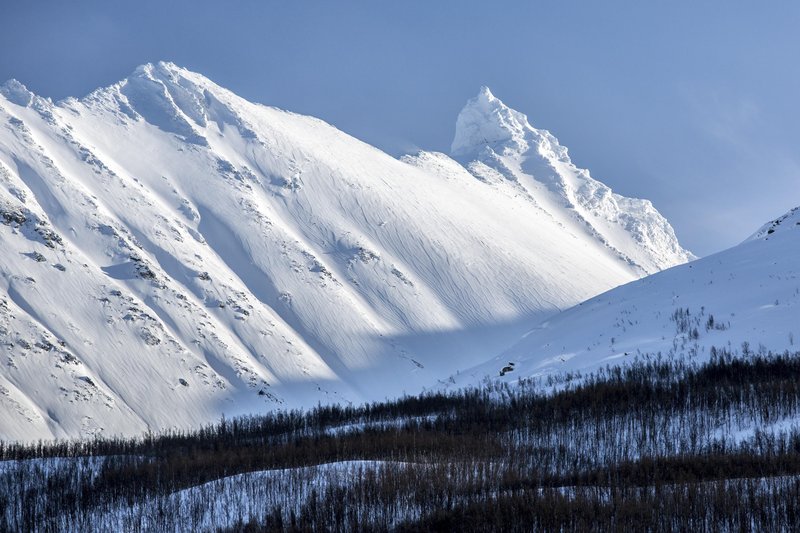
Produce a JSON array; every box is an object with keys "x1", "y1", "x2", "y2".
[{"x1": 0, "y1": 62, "x2": 691, "y2": 440}]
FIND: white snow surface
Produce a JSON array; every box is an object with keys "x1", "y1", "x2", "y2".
[
  {"x1": 93, "y1": 460, "x2": 406, "y2": 531},
  {"x1": 0, "y1": 63, "x2": 690, "y2": 440},
  {"x1": 454, "y1": 206, "x2": 800, "y2": 386}
]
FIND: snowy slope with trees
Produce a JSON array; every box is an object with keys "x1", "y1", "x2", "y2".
[
  {"x1": 456, "y1": 207, "x2": 800, "y2": 385},
  {"x1": 0, "y1": 62, "x2": 690, "y2": 440}
]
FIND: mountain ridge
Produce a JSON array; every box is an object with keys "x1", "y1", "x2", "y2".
[{"x1": 0, "y1": 62, "x2": 691, "y2": 440}]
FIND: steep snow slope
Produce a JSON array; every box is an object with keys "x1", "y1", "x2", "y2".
[
  {"x1": 455, "y1": 207, "x2": 800, "y2": 385},
  {"x1": 0, "y1": 63, "x2": 689, "y2": 440}
]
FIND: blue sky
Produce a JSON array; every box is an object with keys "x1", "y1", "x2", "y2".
[{"x1": 2, "y1": 1, "x2": 798, "y2": 256}]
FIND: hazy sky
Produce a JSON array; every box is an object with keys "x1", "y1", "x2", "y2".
[{"x1": 2, "y1": 1, "x2": 798, "y2": 256}]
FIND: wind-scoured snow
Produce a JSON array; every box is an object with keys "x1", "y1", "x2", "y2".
[
  {"x1": 455, "y1": 207, "x2": 800, "y2": 386},
  {"x1": 0, "y1": 63, "x2": 690, "y2": 440}
]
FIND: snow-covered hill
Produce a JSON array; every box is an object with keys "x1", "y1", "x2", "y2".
[
  {"x1": 455, "y1": 207, "x2": 800, "y2": 386},
  {"x1": 0, "y1": 62, "x2": 689, "y2": 440}
]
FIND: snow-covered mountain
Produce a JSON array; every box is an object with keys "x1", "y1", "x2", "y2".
[
  {"x1": 0, "y1": 62, "x2": 690, "y2": 440},
  {"x1": 455, "y1": 206, "x2": 800, "y2": 386},
  {"x1": 448, "y1": 87, "x2": 692, "y2": 274}
]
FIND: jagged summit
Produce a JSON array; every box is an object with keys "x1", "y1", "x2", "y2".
[
  {"x1": 476, "y1": 85, "x2": 494, "y2": 99},
  {"x1": 0, "y1": 79, "x2": 34, "y2": 107},
  {"x1": 133, "y1": 60, "x2": 183, "y2": 75},
  {"x1": 125, "y1": 61, "x2": 218, "y2": 94},
  {"x1": 71, "y1": 61, "x2": 260, "y2": 147},
  {"x1": 450, "y1": 86, "x2": 532, "y2": 157},
  {"x1": 445, "y1": 87, "x2": 694, "y2": 274}
]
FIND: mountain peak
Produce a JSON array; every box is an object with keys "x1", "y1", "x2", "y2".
[
  {"x1": 129, "y1": 61, "x2": 198, "y2": 84},
  {"x1": 0, "y1": 78, "x2": 34, "y2": 106},
  {"x1": 476, "y1": 85, "x2": 496, "y2": 102},
  {"x1": 448, "y1": 86, "x2": 694, "y2": 273},
  {"x1": 450, "y1": 87, "x2": 530, "y2": 157},
  {"x1": 747, "y1": 206, "x2": 800, "y2": 241},
  {"x1": 133, "y1": 60, "x2": 181, "y2": 74},
  {"x1": 78, "y1": 61, "x2": 209, "y2": 105}
]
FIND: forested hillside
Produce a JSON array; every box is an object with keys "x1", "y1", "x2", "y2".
[{"x1": 3, "y1": 346, "x2": 800, "y2": 531}]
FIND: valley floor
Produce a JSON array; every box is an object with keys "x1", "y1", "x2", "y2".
[{"x1": 3, "y1": 346, "x2": 800, "y2": 531}]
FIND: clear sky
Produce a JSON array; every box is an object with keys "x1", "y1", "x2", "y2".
[{"x1": 2, "y1": 1, "x2": 798, "y2": 256}]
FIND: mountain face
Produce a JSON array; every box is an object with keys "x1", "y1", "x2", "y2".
[
  {"x1": 455, "y1": 207, "x2": 800, "y2": 387},
  {"x1": 0, "y1": 62, "x2": 690, "y2": 440}
]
